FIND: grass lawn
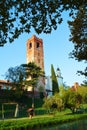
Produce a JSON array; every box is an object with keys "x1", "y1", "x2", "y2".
[{"x1": 0, "y1": 109, "x2": 87, "y2": 130}]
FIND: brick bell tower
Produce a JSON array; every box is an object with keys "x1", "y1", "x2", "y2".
[
  {"x1": 26, "y1": 35, "x2": 44, "y2": 71},
  {"x1": 26, "y1": 35, "x2": 46, "y2": 93}
]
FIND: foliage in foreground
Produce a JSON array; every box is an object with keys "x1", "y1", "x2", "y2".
[
  {"x1": 1, "y1": 0, "x2": 86, "y2": 46},
  {"x1": 0, "y1": 113, "x2": 87, "y2": 130},
  {"x1": 43, "y1": 86, "x2": 87, "y2": 113},
  {"x1": 43, "y1": 94, "x2": 63, "y2": 113},
  {"x1": 68, "y1": 5, "x2": 87, "y2": 78}
]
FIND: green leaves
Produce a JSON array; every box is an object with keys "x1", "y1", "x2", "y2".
[
  {"x1": 68, "y1": 5, "x2": 87, "y2": 61},
  {"x1": 1, "y1": 0, "x2": 86, "y2": 46},
  {"x1": 21, "y1": 62, "x2": 44, "y2": 87},
  {"x1": 68, "y1": 5, "x2": 87, "y2": 78}
]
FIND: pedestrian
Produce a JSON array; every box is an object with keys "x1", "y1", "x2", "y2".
[{"x1": 27, "y1": 107, "x2": 34, "y2": 119}]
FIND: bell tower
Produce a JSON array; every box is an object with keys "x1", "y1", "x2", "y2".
[{"x1": 26, "y1": 35, "x2": 44, "y2": 71}]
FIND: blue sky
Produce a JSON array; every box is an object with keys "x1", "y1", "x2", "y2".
[{"x1": 0, "y1": 12, "x2": 86, "y2": 86}]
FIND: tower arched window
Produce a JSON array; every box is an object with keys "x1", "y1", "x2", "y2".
[
  {"x1": 29, "y1": 43, "x2": 32, "y2": 49},
  {"x1": 36, "y1": 42, "x2": 40, "y2": 48}
]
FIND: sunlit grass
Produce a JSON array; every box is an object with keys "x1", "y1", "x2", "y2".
[{"x1": 0, "y1": 111, "x2": 87, "y2": 130}]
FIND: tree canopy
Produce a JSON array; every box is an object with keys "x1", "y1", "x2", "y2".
[
  {"x1": 0, "y1": 0, "x2": 86, "y2": 46},
  {"x1": 43, "y1": 94, "x2": 63, "y2": 113},
  {"x1": 21, "y1": 62, "x2": 44, "y2": 107},
  {"x1": 21, "y1": 62, "x2": 44, "y2": 87},
  {"x1": 68, "y1": 5, "x2": 87, "y2": 61},
  {"x1": 5, "y1": 65, "x2": 25, "y2": 83},
  {"x1": 68, "y1": 5, "x2": 87, "y2": 77},
  {"x1": 1, "y1": 1, "x2": 87, "y2": 80},
  {"x1": 5, "y1": 62, "x2": 44, "y2": 89}
]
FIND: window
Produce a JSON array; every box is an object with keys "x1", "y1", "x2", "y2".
[
  {"x1": 29, "y1": 43, "x2": 32, "y2": 49},
  {"x1": 36, "y1": 42, "x2": 40, "y2": 48},
  {"x1": 38, "y1": 59, "x2": 40, "y2": 63}
]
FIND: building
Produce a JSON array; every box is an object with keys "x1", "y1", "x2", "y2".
[
  {"x1": 26, "y1": 35, "x2": 45, "y2": 92},
  {"x1": 0, "y1": 80, "x2": 17, "y2": 90},
  {"x1": 0, "y1": 35, "x2": 64, "y2": 96},
  {"x1": 71, "y1": 82, "x2": 80, "y2": 91},
  {"x1": 0, "y1": 80, "x2": 11, "y2": 90},
  {"x1": 26, "y1": 35, "x2": 44, "y2": 71},
  {"x1": 0, "y1": 35, "x2": 45, "y2": 94}
]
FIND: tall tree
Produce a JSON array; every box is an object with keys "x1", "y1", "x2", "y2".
[
  {"x1": 0, "y1": 0, "x2": 86, "y2": 46},
  {"x1": 62, "y1": 88, "x2": 82, "y2": 113},
  {"x1": 68, "y1": 5, "x2": 87, "y2": 62},
  {"x1": 5, "y1": 65, "x2": 25, "y2": 90},
  {"x1": 22, "y1": 62, "x2": 44, "y2": 107},
  {"x1": 5, "y1": 62, "x2": 44, "y2": 107},
  {"x1": 43, "y1": 94, "x2": 63, "y2": 113},
  {"x1": 68, "y1": 5, "x2": 87, "y2": 77},
  {"x1": 51, "y1": 64, "x2": 59, "y2": 95}
]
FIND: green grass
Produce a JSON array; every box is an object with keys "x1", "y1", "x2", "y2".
[{"x1": 0, "y1": 110, "x2": 87, "y2": 130}]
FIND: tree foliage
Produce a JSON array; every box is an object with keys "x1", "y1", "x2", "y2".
[
  {"x1": 68, "y1": 5, "x2": 87, "y2": 61},
  {"x1": 0, "y1": 0, "x2": 86, "y2": 46},
  {"x1": 43, "y1": 94, "x2": 63, "y2": 112},
  {"x1": 62, "y1": 89, "x2": 82, "y2": 113},
  {"x1": 78, "y1": 86, "x2": 87, "y2": 104},
  {"x1": 5, "y1": 62, "x2": 44, "y2": 106},
  {"x1": 68, "y1": 5, "x2": 87, "y2": 77},
  {"x1": 51, "y1": 64, "x2": 59, "y2": 95},
  {"x1": 5, "y1": 65, "x2": 26, "y2": 98},
  {"x1": 77, "y1": 67, "x2": 87, "y2": 82},
  {"x1": 61, "y1": 86, "x2": 87, "y2": 113},
  {"x1": 5, "y1": 62, "x2": 44, "y2": 90},
  {"x1": 21, "y1": 62, "x2": 44, "y2": 107},
  {"x1": 43, "y1": 85, "x2": 87, "y2": 113},
  {"x1": 5, "y1": 65, "x2": 25, "y2": 91},
  {"x1": 1, "y1": 1, "x2": 87, "y2": 81},
  {"x1": 21, "y1": 62, "x2": 44, "y2": 88},
  {"x1": 5, "y1": 65, "x2": 25, "y2": 83}
]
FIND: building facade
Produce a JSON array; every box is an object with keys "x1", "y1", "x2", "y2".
[
  {"x1": 26, "y1": 35, "x2": 44, "y2": 71},
  {"x1": 26, "y1": 35, "x2": 45, "y2": 92}
]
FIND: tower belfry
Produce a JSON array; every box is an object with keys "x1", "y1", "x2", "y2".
[{"x1": 26, "y1": 35, "x2": 44, "y2": 71}]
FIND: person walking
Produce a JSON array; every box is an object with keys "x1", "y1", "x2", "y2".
[{"x1": 27, "y1": 107, "x2": 34, "y2": 119}]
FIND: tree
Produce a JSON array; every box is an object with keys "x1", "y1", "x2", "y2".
[
  {"x1": 21, "y1": 62, "x2": 44, "y2": 107},
  {"x1": 43, "y1": 94, "x2": 63, "y2": 113},
  {"x1": 0, "y1": 0, "x2": 86, "y2": 46},
  {"x1": 5, "y1": 65, "x2": 26, "y2": 100},
  {"x1": 62, "y1": 88, "x2": 82, "y2": 113},
  {"x1": 78, "y1": 86, "x2": 87, "y2": 104},
  {"x1": 5, "y1": 62, "x2": 44, "y2": 107},
  {"x1": 5, "y1": 66, "x2": 25, "y2": 82},
  {"x1": 68, "y1": 5, "x2": 87, "y2": 77},
  {"x1": 38, "y1": 86, "x2": 45, "y2": 99},
  {"x1": 5, "y1": 65, "x2": 25, "y2": 90},
  {"x1": 51, "y1": 64, "x2": 59, "y2": 95}
]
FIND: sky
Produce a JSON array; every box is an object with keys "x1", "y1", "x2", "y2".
[{"x1": 0, "y1": 12, "x2": 86, "y2": 87}]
